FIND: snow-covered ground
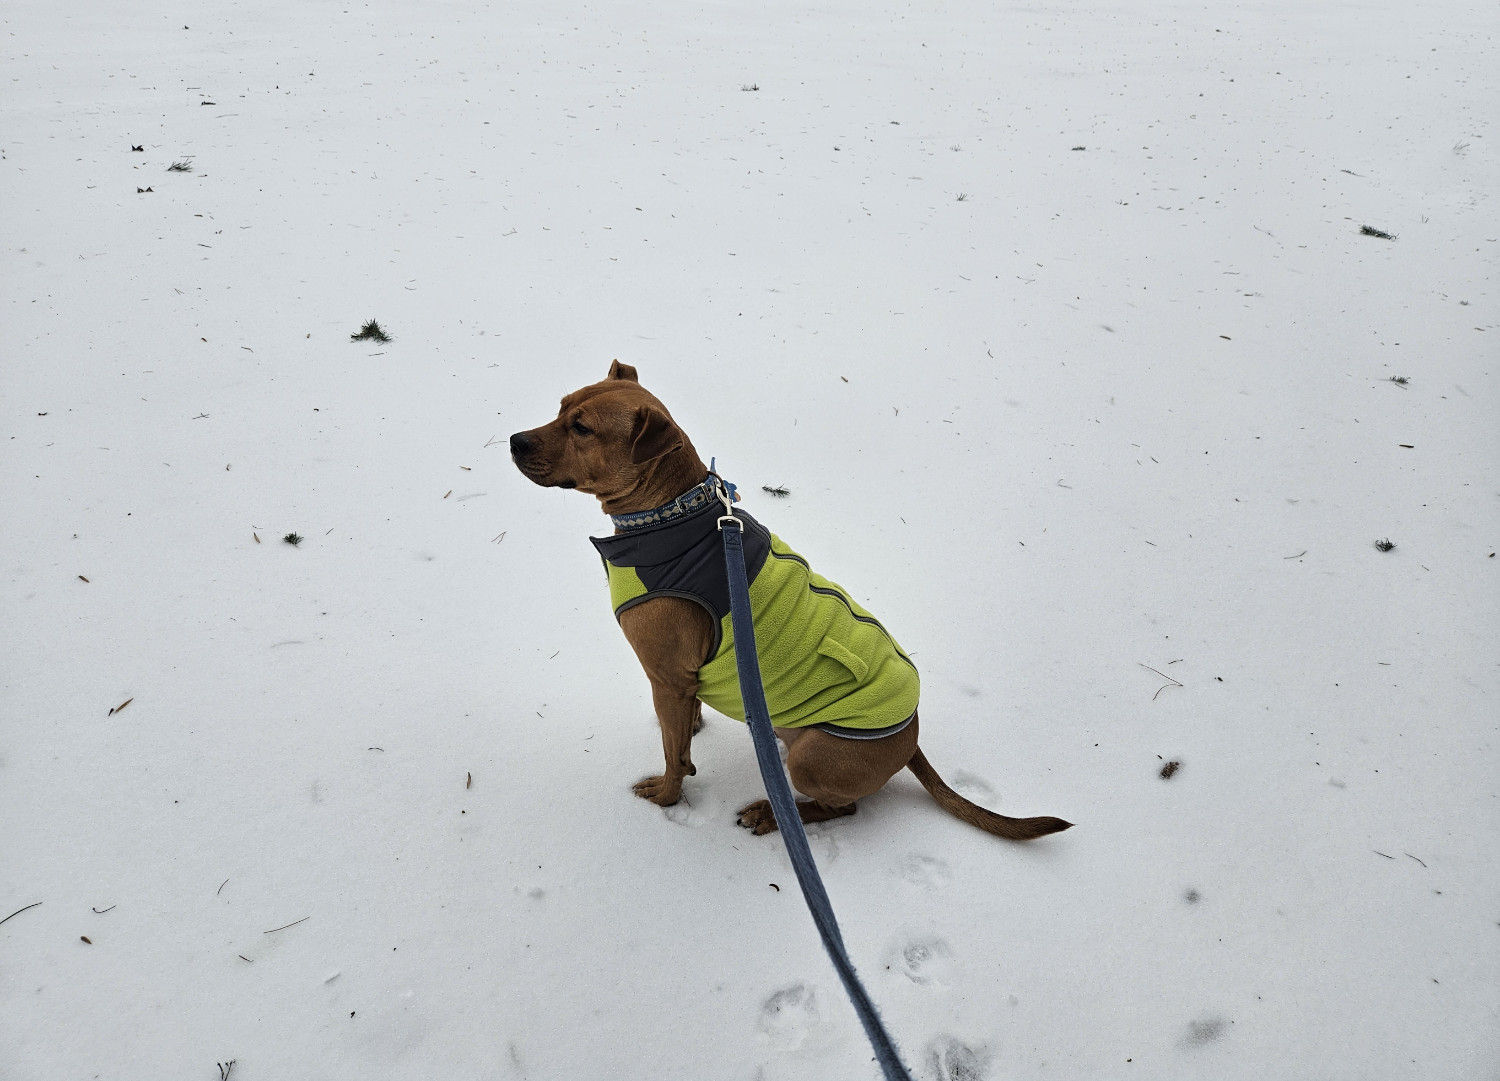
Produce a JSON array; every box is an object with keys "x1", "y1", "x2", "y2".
[{"x1": 3, "y1": 0, "x2": 1496, "y2": 1077}]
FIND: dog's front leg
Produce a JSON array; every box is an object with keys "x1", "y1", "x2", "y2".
[
  {"x1": 633, "y1": 686, "x2": 699, "y2": 805},
  {"x1": 617, "y1": 597, "x2": 715, "y2": 807}
]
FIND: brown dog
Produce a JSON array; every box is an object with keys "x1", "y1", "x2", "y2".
[{"x1": 511, "y1": 361, "x2": 1070, "y2": 840}]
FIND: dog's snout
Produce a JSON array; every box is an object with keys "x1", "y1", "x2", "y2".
[{"x1": 509, "y1": 432, "x2": 534, "y2": 458}]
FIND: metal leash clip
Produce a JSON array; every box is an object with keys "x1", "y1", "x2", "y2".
[
  {"x1": 709, "y1": 458, "x2": 742, "y2": 531},
  {"x1": 713, "y1": 475, "x2": 742, "y2": 532}
]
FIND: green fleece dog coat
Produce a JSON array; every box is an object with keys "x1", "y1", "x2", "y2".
[{"x1": 590, "y1": 500, "x2": 919, "y2": 731}]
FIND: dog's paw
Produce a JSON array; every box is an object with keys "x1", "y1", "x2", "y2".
[
  {"x1": 736, "y1": 799, "x2": 779, "y2": 835},
  {"x1": 632, "y1": 774, "x2": 683, "y2": 806}
]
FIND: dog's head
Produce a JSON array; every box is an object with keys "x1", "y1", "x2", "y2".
[{"x1": 510, "y1": 360, "x2": 702, "y2": 511}]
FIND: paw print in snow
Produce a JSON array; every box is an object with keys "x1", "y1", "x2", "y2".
[
  {"x1": 758, "y1": 983, "x2": 821, "y2": 1047},
  {"x1": 887, "y1": 934, "x2": 954, "y2": 986},
  {"x1": 926, "y1": 1035, "x2": 991, "y2": 1081}
]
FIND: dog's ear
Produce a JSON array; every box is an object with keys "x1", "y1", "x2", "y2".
[
  {"x1": 629, "y1": 405, "x2": 681, "y2": 464},
  {"x1": 607, "y1": 359, "x2": 639, "y2": 383}
]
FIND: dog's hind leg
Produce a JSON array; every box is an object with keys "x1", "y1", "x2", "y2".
[
  {"x1": 736, "y1": 797, "x2": 856, "y2": 834},
  {"x1": 736, "y1": 717, "x2": 921, "y2": 834}
]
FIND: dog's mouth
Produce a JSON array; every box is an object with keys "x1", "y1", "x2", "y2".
[
  {"x1": 512, "y1": 457, "x2": 546, "y2": 480},
  {"x1": 513, "y1": 458, "x2": 577, "y2": 490}
]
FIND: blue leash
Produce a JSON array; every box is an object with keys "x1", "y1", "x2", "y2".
[{"x1": 716, "y1": 492, "x2": 915, "y2": 1081}]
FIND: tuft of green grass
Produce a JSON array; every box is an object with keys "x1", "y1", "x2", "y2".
[
  {"x1": 351, "y1": 319, "x2": 392, "y2": 343},
  {"x1": 167, "y1": 161, "x2": 193, "y2": 172},
  {"x1": 283, "y1": 532, "x2": 304, "y2": 546},
  {"x1": 1388, "y1": 376, "x2": 1409, "y2": 386},
  {"x1": 1360, "y1": 224, "x2": 1395, "y2": 240}
]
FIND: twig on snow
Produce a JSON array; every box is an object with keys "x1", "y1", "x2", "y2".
[
  {"x1": 0, "y1": 901, "x2": 43, "y2": 928},
  {"x1": 1139, "y1": 664, "x2": 1184, "y2": 701}
]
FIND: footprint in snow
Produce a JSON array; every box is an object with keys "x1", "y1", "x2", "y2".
[
  {"x1": 661, "y1": 799, "x2": 706, "y2": 828},
  {"x1": 949, "y1": 769, "x2": 996, "y2": 801},
  {"x1": 926, "y1": 1035, "x2": 991, "y2": 1081},
  {"x1": 757, "y1": 983, "x2": 822, "y2": 1048},
  {"x1": 804, "y1": 821, "x2": 841, "y2": 864},
  {"x1": 887, "y1": 934, "x2": 955, "y2": 986},
  {"x1": 896, "y1": 853, "x2": 952, "y2": 890}
]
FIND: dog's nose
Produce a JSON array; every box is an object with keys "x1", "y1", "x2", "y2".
[{"x1": 509, "y1": 432, "x2": 533, "y2": 458}]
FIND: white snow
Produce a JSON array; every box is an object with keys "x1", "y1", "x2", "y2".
[{"x1": 3, "y1": 0, "x2": 1496, "y2": 1078}]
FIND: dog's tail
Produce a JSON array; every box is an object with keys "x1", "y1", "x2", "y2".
[{"x1": 906, "y1": 747, "x2": 1072, "y2": 840}]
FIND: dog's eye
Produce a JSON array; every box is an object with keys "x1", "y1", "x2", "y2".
[{"x1": 570, "y1": 420, "x2": 592, "y2": 436}]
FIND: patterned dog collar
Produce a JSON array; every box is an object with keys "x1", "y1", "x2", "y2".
[{"x1": 609, "y1": 476, "x2": 718, "y2": 530}]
